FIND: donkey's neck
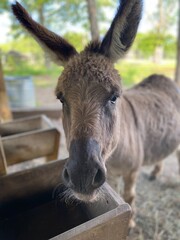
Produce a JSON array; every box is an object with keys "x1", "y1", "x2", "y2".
[{"x1": 108, "y1": 94, "x2": 144, "y2": 172}]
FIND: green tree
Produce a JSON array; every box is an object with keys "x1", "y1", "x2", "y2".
[
  {"x1": 148, "y1": 0, "x2": 178, "y2": 62},
  {"x1": 63, "y1": 32, "x2": 88, "y2": 52},
  {"x1": 86, "y1": 0, "x2": 99, "y2": 40},
  {"x1": 0, "y1": 0, "x2": 114, "y2": 69},
  {"x1": 175, "y1": 0, "x2": 180, "y2": 85},
  {"x1": 1, "y1": 0, "x2": 114, "y2": 39},
  {"x1": 85, "y1": 0, "x2": 115, "y2": 40},
  {"x1": 133, "y1": 32, "x2": 176, "y2": 59}
]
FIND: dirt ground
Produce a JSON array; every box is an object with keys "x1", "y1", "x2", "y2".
[
  {"x1": 31, "y1": 86, "x2": 180, "y2": 239},
  {"x1": 128, "y1": 154, "x2": 180, "y2": 240}
]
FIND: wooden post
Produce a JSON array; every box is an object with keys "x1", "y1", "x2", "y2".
[
  {"x1": 0, "y1": 55, "x2": 12, "y2": 122},
  {"x1": 0, "y1": 136, "x2": 7, "y2": 175},
  {"x1": 86, "y1": 0, "x2": 99, "y2": 41}
]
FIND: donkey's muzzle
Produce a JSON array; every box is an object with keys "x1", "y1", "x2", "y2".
[{"x1": 62, "y1": 138, "x2": 106, "y2": 196}]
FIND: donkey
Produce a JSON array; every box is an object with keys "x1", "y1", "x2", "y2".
[{"x1": 12, "y1": 0, "x2": 180, "y2": 227}]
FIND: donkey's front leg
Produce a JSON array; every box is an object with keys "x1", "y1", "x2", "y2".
[
  {"x1": 149, "y1": 161, "x2": 163, "y2": 180},
  {"x1": 123, "y1": 171, "x2": 138, "y2": 228}
]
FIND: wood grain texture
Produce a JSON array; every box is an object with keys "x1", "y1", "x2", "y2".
[
  {"x1": 0, "y1": 115, "x2": 61, "y2": 172},
  {"x1": 0, "y1": 137, "x2": 7, "y2": 175},
  {"x1": 12, "y1": 107, "x2": 62, "y2": 120}
]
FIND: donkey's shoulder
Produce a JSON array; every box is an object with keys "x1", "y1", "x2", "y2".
[
  {"x1": 125, "y1": 74, "x2": 180, "y2": 111},
  {"x1": 130, "y1": 74, "x2": 180, "y2": 96},
  {"x1": 135, "y1": 74, "x2": 176, "y2": 89}
]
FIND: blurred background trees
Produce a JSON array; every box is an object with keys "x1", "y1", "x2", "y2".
[
  {"x1": 0, "y1": 0, "x2": 179, "y2": 87},
  {"x1": 86, "y1": 0, "x2": 99, "y2": 40},
  {"x1": 175, "y1": 0, "x2": 180, "y2": 85}
]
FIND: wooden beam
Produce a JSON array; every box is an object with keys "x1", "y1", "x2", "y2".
[
  {"x1": 12, "y1": 107, "x2": 62, "y2": 120},
  {"x1": 0, "y1": 56, "x2": 12, "y2": 122}
]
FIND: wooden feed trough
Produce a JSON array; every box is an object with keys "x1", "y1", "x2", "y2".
[
  {"x1": 0, "y1": 115, "x2": 60, "y2": 175},
  {"x1": 0, "y1": 159, "x2": 131, "y2": 240}
]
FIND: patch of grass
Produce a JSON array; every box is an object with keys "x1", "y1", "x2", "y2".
[
  {"x1": 4, "y1": 59, "x2": 176, "y2": 89},
  {"x1": 115, "y1": 59, "x2": 176, "y2": 87},
  {"x1": 4, "y1": 63, "x2": 62, "y2": 78},
  {"x1": 4, "y1": 63, "x2": 62, "y2": 88}
]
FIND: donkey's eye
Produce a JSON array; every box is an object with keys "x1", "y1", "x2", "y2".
[
  {"x1": 57, "y1": 92, "x2": 65, "y2": 104},
  {"x1": 109, "y1": 95, "x2": 118, "y2": 104},
  {"x1": 60, "y1": 98, "x2": 64, "y2": 104},
  {"x1": 57, "y1": 97, "x2": 64, "y2": 104}
]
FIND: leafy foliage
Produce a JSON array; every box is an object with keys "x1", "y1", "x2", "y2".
[
  {"x1": 149, "y1": 0, "x2": 178, "y2": 35},
  {"x1": 133, "y1": 33, "x2": 177, "y2": 59},
  {"x1": 63, "y1": 32, "x2": 88, "y2": 52},
  {"x1": 0, "y1": 0, "x2": 178, "y2": 84},
  {"x1": 0, "y1": 0, "x2": 114, "y2": 38},
  {"x1": 115, "y1": 60, "x2": 175, "y2": 86}
]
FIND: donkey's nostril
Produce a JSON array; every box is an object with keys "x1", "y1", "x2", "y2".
[
  {"x1": 63, "y1": 168, "x2": 70, "y2": 183},
  {"x1": 92, "y1": 168, "x2": 105, "y2": 188}
]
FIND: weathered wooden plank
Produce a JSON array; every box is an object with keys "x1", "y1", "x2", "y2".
[
  {"x1": 52, "y1": 184, "x2": 131, "y2": 240},
  {"x1": 0, "y1": 159, "x2": 66, "y2": 213},
  {"x1": 0, "y1": 115, "x2": 60, "y2": 167},
  {"x1": 52, "y1": 205, "x2": 130, "y2": 240},
  {"x1": 1, "y1": 198, "x2": 130, "y2": 240},
  {"x1": 12, "y1": 107, "x2": 62, "y2": 120},
  {"x1": 0, "y1": 115, "x2": 52, "y2": 137},
  {"x1": 1, "y1": 128, "x2": 60, "y2": 165},
  {"x1": 0, "y1": 137, "x2": 7, "y2": 175}
]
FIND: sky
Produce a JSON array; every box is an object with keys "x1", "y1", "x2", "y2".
[
  {"x1": 139, "y1": 0, "x2": 158, "y2": 32},
  {"x1": 0, "y1": 12, "x2": 11, "y2": 43},
  {"x1": 0, "y1": 0, "x2": 174, "y2": 44}
]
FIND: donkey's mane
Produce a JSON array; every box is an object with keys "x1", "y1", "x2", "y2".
[
  {"x1": 84, "y1": 40, "x2": 102, "y2": 54},
  {"x1": 56, "y1": 52, "x2": 121, "y2": 94}
]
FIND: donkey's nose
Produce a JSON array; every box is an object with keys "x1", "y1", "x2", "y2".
[
  {"x1": 62, "y1": 164, "x2": 105, "y2": 192},
  {"x1": 62, "y1": 138, "x2": 106, "y2": 195},
  {"x1": 63, "y1": 167, "x2": 70, "y2": 185},
  {"x1": 92, "y1": 167, "x2": 106, "y2": 188}
]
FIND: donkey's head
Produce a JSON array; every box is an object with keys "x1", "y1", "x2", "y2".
[{"x1": 12, "y1": 0, "x2": 142, "y2": 202}]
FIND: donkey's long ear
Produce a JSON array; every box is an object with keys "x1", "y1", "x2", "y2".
[
  {"x1": 11, "y1": 2, "x2": 77, "y2": 66},
  {"x1": 100, "y1": 0, "x2": 143, "y2": 63}
]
